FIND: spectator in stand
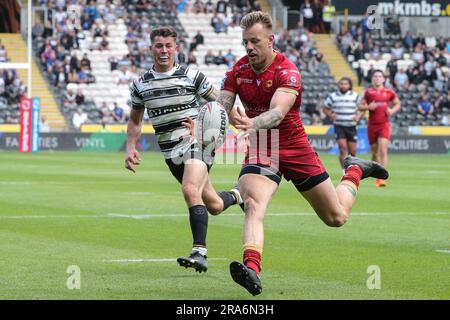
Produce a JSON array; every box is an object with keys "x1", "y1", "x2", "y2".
[
  {"x1": 436, "y1": 36, "x2": 447, "y2": 51},
  {"x1": 109, "y1": 56, "x2": 119, "y2": 71},
  {"x1": 39, "y1": 115, "x2": 51, "y2": 133},
  {"x1": 414, "y1": 33, "x2": 426, "y2": 47},
  {"x1": 391, "y1": 41, "x2": 404, "y2": 60},
  {"x1": 224, "y1": 49, "x2": 236, "y2": 67},
  {"x1": 99, "y1": 35, "x2": 109, "y2": 50},
  {"x1": 93, "y1": 21, "x2": 103, "y2": 38},
  {"x1": 204, "y1": 50, "x2": 215, "y2": 65},
  {"x1": 214, "y1": 50, "x2": 226, "y2": 65},
  {"x1": 75, "y1": 89, "x2": 85, "y2": 106},
  {"x1": 32, "y1": 21, "x2": 43, "y2": 40},
  {"x1": 188, "y1": 49, "x2": 197, "y2": 65},
  {"x1": 365, "y1": 64, "x2": 375, "y2": 83},
  {"x1": 303, "y1": 97, "x2": 321, "y2": 125},
  {"x1": 112, "y1": 102, "x2": 126, "y2": 123},
  {"x1": 403, "y1": 31, "x2": 414, "y2": 50},
  {"x1": 418, "y1": 94, "x2": 434, "y2": 116},
  {"x1": 424, "y1": 56, "x2": 436, "y2": 81},
  {"x1": 0, "y1": 43, "x2": 8, "y2": 62},
  {"x1": 412, "y1": 45, "x2": 425, "y2": 64},
  {"x1": 317, "y1": 58, "x2": 330, "y2": 74},
  {"x1": 192, "y1": 0, "x2": 205, "y2": 14},
  {"x1": 425, "y1": 33, "x2": 437, "y2": 49},
  {"x1": 322, "y1": 0, "x2": 335, "y2": 34},
  {"x1": 100, "y1": 102, "x2": 112, "y2": 123},
  {"x1": 64, "y1": 89, "x2": 77, "y2": 110},
  {"x1": 191, "y1": 30, "x2": 204, "y2": 51},
  {"x1": 72, "y1": 108, "x2": 88, "y2": 129},
  {"x1": 216, "y1": 0, "x2": 228, "y2": 14},
  {"x1": 394, "y1": 68, "x2": 409, "y2": 89},
  {"x1": 80, "y1": 53, "x2": 91, "y2": 70},
  {"x1": 211, "y1": 13, "x2": 225, "y2": 33},
  {"x1": 311, "y1": 0, "x2": 324, "y2": 33},
  {"x1": 177, "y1": 44, "x2": 187, "y2": 65},
  {"x1": 205, "y1": 0, "x2": 214, "y2": 13},
  {"x1": 370, "y1": 45, "x2": 382, "y2": 60},
  {"x1": 386, "y1": 54, "x2": 398, "y2": 82},
  {"x1": 307, "y1": 55, "x2": 320, "y2": 73}
]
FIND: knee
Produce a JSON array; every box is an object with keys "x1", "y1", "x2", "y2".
[
  {"x1": 207, "y1": 203, "x2": 222, "y2": 216},
  {"x1": 323, "y1": 211, "x2": 348, "y2": 228},
  {"x1": 243, "y1": 197, "x2": 264, "y2": 221}
]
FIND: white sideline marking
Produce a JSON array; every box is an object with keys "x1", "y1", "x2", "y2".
[
  {"x1": 0, "y1": 212, "x2": 448, "y2": 219},
  {"x1": 436, "y1": 250, "x2": 450, "y2": 254},
  {"x1": 103, "y1": 258, "x2": 228, "y2": 263}
]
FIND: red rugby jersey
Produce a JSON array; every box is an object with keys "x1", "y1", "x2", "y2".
[
  {"x1": 363, "y1": 87, "x2": 397, "y2": 125},
  {"x1": 221, "y1": 51, "x2": 307, "y2": 146}
]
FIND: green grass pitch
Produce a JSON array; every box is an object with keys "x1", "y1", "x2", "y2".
[{"x1": 0, "y1": 151, "x2": 449, "y2": 299}]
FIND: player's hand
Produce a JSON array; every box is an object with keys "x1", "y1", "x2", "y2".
[
  {"x1": 368, "y1": 102, "x2": 377, "y2": 111},
  {"x1": 125, "y1": 149, "x2": 141, "y2": 173},
  {"x1": 386, "y1": 108, "x2": 395, "y2": 117},
  {"x1": 182, "y1": 116, "x2": 195, "y2": 142},
  {"x1": 228, "y1": 106, "x2": 242, "y2": 126},
  {"x1": 234, "y1": 107, "x2": 254, "y2": 131},
  {"x1": 331, "y1": 113, "x2": 337, "y2": 121}
]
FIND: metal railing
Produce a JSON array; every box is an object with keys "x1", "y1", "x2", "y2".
[{"x1": 267, "y1": 0, "x2": 288, "y2": 31}]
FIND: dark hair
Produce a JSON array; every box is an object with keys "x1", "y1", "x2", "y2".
[
  {"x1": 372, "y1": 69, "x2": 385, "y2": 78},
  {"x1": 150, "y1": 27, "x2": 178, "y2": 43},
  {"x1": 339, "y1": 77, "x2": 353, "y2": 91}
]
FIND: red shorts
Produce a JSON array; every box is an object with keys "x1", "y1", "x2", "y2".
[
  {"x1": 368, "y1": 122, "x2": 390, "y2": 145},
  {"x1": 242, "y1": 140, "x2": 327, "y2": 182}
]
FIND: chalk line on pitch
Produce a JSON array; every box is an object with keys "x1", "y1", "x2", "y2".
[
  {"x1": 435, "y1": 250, "x2": 450, "y2": 254},
  {"x1": 103, "y1": 258, "x2": 229, "y2": 263},
  {"x1": 0, "y1": 212, "x2": 448, "y2": 219}
]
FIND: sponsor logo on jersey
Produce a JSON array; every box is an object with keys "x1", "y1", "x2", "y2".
[
  {"x1": 256, "y1": 79, "x2": 261, "y2": 86},
  {"x1": 266, "y1": 80, "x2": 273, "y2": 88}
]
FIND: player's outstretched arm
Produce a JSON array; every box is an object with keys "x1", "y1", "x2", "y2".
[
  {"x1": 234, "y1": 88, "x2": 296, "y2": 133},
  {"x1": 125, "y1": 108, "x2": 144, "y2": 173}
]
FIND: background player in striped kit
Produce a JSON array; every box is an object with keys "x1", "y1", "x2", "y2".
[
  {"x1": 125, "y1": 27, "x2": 240, "y2": 273},
  {"x1": 323, "y1": 77, "x2": 362, "y2": 170}
]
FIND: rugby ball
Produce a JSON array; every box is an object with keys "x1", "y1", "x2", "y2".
[{"x1": 196, "y1": 101, "x2": 229, "y2": 149}]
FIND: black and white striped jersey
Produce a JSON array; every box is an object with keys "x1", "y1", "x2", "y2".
[
  {"x1": 130, "y1": 64, "x2": 214, "y2": 159},
  {"x1": 324, "y1": 90, "x2": 360, "y2": 127}
]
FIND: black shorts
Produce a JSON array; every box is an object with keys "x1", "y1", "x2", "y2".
[
  {"x1": 238, "y1": 163, "x2": 329, "y2": 192},
  {"x1": 165, "y1": 144, "x2": 214, "y2": 184},
  {"x1": 334, "y1": 125, "x2": 357, "y2": 143}
]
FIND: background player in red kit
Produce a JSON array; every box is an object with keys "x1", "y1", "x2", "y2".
[
  {"x1": 358, "y1": 70, "x2": 401, "y2": 187},
  {"x1": 218, "y1": 11, "x2": 389, "y2": 296}
]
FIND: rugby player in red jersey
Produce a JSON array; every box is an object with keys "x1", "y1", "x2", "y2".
[
  {"x1": 358, "y1": 70, "x2": 401, "y2": 187},
  {"x1": 217, "y1": 11, "x2": 388, "y2": 295}
]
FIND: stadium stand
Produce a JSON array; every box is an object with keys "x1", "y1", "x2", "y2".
[
  {"x1": 29, "y1": 0, "x2": 447, "y2": 129},
  {"x1": 336, "y1": 18, "x2": 450, "y2": 127}
]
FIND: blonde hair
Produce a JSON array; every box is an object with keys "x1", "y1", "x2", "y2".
[{"x1": 240, "y1": 11, "x2": 273, "y2": 31}]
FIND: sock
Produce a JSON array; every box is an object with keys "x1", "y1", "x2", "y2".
[
  {"x1": 189, "y1": 205, "x2": 208, "y2": 249},
  {"x1": 217, "y1": 191, "x2": 237, "y2": 211},
  {"x1": 192, "y1": 246, "x2": 207, "y2": 256},
  {"x1": 341, "y1": 165, "x2": 363, "y2": 188},
  {"x1": 243, "y1": 246, "x2": 262, "y2": 275}
]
